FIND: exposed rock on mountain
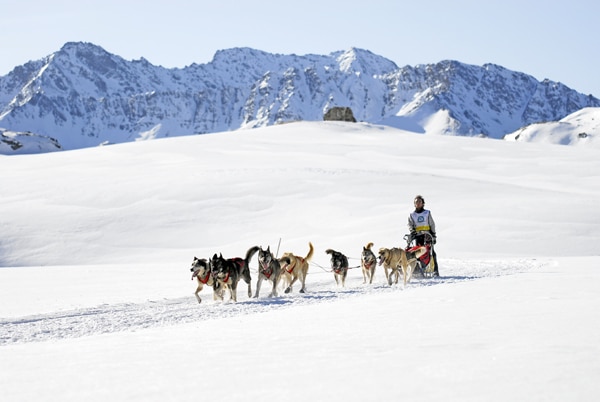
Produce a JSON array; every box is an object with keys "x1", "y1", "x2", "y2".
[{"x1": 323, "y1": 107, "x2": 356, "y2": 122}]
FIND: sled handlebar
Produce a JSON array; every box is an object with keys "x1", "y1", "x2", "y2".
[{"x1": 404, "y1": 232, "x2": 435, "y2": 247}]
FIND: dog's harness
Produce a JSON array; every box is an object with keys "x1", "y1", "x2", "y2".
[
  {"x1": 284, "y1": 257, "x2": 304, "y2": 274},
  {"x1": 218, "y1": 271, "x2": 230, "y2": 283},
  {"x1": 260, "y1": 261, "x2": 274, "y2": 279},
  {"x1": 195, "y1": 269, "x2": 211, "y2": 284},
  {"x1": 215, "y1": 258, "x2": 245, "y2": 284},
  {"x1": 363, "y1": 259, "x2": 375, "y2": 271}
]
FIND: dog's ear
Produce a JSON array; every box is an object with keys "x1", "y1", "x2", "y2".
[{"x1": 267, "y1": 246, "x2": 270, "y2": 252}]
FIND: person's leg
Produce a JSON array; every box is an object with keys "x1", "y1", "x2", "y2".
[{"x1": 431, "y1": 248, "x2": 440, "y2": 276}]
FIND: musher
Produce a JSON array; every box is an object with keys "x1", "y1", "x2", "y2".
[{"x1": 407, "y1": 194, "x2": 440, "y2": 277}]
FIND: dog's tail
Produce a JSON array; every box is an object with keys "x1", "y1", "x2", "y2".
[
  {"x1": 245, "y1": 246, "x2": 259, "y2": 267},
  {"x1": 242, "y1": 246, "x2": 259, "y2": 283},
  {"x1": 365, "y1": 242, "x2": 374, "y2": 250},
  {"x1": 305, "y1": 242, "x2": 315, "y2": 262},
  {"x1": 246, "y1": 246, "x2": 259, "y2": 261}
]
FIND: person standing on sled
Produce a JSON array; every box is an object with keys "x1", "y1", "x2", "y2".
[{"x1": 407, "y1": 195, "x2": 440, "y2": 277}]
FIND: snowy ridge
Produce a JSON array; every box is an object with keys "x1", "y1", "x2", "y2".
[
  {"x1": 505, "y1": 107, "x2": 600, "y2": 146},
  {"x1": 0, "y1": 42, "x2": 598, "y2": 153},
  {"x1": 0, "y1": 128, "x2": 61, "y2": 154}
]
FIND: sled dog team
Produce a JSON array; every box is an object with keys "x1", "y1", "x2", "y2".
[{"x1": 190, "y1": 241, "x2": 429, "y2": 303}]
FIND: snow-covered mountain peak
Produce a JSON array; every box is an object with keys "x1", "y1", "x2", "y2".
[
  {"x1": 57, "y1": 41, "x2": 109, "y2": 58},
  {"x1": 211, "y1": 47, "x2": 276, "y2": 66},
  {"x1": 53, "y1": 42, "x2": 123, "y2": 76},
  {"x1": 334, "y1": 47, "x2": 398, "y2": 75}
]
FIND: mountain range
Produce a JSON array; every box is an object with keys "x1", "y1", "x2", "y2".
[{"x1": 1, "y1": 41, "x2": 599, "y2": 154}]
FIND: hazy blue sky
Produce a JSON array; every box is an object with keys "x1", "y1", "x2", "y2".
[{"x1": 2, "y1": 0, "x2": 598, "y2": 96}]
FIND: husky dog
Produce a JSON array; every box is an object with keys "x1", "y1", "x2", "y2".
[
  {"x1": 211, "y1": 246, "x2": 259, "y2": 302},
  {"x1": 190, "y1": 257, "x2": 225, "y2": 303},
  {"x1": 377, "y1": 247, "x2": 405, "y2": 286},
  {"x1": 378, "y1": 246, "x2": 428, "y2": 287},
  {"x1": 279, "y1": 242, "x2": 314, "y2": 294},
  {"x1": 361, "y1": 242, "x2": 377, "y2": 284},
  {"x1": 326, "y1": 249, "x2": 349, "y2": 287},
  {"x1": 254, "y1": 246, "x2": 282, "y2": 298}
]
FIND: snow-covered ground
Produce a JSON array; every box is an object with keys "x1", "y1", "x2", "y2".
[{"x1": 1, "y1": 122, "x2": 599, "y2": 401}]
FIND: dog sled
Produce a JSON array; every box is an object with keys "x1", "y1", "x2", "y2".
[{"x1": 403, "y1": 232, "x2": 436, "y2": 278}]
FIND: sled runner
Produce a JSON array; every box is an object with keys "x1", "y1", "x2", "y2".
[{"x1": 403, "y1": 232, "x2": 436, "y2": 278}]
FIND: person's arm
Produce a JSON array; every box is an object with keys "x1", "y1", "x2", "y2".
[
  {"x1": 408, "y1": 214, "x2": 416, "y2": 235},
  {"x1": 429, "y1": 212, "x2": 437, "y2": 242}
]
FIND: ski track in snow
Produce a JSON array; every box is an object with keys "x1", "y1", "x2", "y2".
[{"x1": 0, "y1": 259, "x2": 543, "y2": 345}]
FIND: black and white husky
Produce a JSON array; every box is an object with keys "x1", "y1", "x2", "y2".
[
  {"x1": 190, "y1": 257, "x2": 223, "y2": 303},
  {"x1": 254, "y1": 246, "x2": 282, "y2": 298},
  {"x1": 326, "y1": 248, "x2": 349, "y2": 287},
  {"x1": 210, "y1": 246, "x2": 258, "y2": 302}
]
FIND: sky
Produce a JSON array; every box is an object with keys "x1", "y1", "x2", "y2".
[
  {"x1": 1, "y1": 0, "x2": 599, "y2": 97},
  {"x1": 1, "y1": 121, "x2": 599, "y2": 401}
]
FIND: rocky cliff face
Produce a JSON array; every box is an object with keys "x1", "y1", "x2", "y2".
[{"x1": 1, "y1": 42, "x2": 598, "y2": 152}]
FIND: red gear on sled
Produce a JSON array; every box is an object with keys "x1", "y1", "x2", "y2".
[{"x1": 406, "y1": 244, "x2": 432, "y2": 267}]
